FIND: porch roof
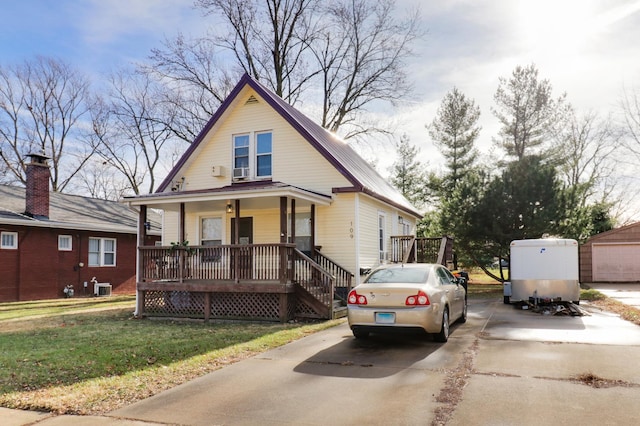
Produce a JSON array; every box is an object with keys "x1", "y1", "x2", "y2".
[{"x1": 123, "y1": 181, "x2": 332, "y2": 211}]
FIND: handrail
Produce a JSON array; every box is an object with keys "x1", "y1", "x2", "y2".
[
  {"x1": 313, "y1": 251, "x2": 353, "y2": 301},
  {"x1": 292, "y1": 248, "x2": 335, "y2": 309}
]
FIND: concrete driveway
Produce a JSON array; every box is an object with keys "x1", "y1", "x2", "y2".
[
  {"x1": 107, "y1": 299, "x2": 640, "y2": 426},
  {"x1": 7, "y1": 297, "x2": 640, "y2": 426}
]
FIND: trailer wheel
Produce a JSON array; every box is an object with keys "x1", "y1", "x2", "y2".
[{"x1": 503, "y1": 296, "x2": 511, "y2": 304}]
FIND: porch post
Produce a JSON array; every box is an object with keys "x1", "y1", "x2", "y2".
[
  {"x1": 135, "y1": 205, "x2": 147, "y2": 317},
  {"x1": 139, "y1": 205, "x2": 148, "y2": 242},
  {"x1": 179, "y1": 203, "x2": 185, "y2": 243},
  {"x1": 279, "y1": 197, "x2": 288, "y2": 284},
  {"x1": 233, "y1": 200, "x2": 241, "y2": 283},
  {"x1": 279, "y1": 196, "x2": 287, "y2": 243},
  {"x1": 179, "y1": 203, "x2": 186, "y2": 283},
  {"x1": 233, "y1": 200, "x2": 240, "y2": 244},
  {"x1": 290, "y1": 199, "x2": 296, "y2": 244},
  {"x1": 310, "y1": 204, "x2": 316, "y2": 258}
]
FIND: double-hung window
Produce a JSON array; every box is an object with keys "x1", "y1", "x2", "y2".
[
  {"x1": 233, "y1": 131, "x2": 272, "y2": 179},
  {"x1": 89, "y1": 237, "x2": 116, "y2": 266},
  {"x1": 233, "y1": 134, "x2": 250, "y2": 171},
  {"x1": 1, "y1": 231, "x2": 17, "y2": 249},
  {"x1": 256, "y1": 132, "x2": 272, "y2": 177}
]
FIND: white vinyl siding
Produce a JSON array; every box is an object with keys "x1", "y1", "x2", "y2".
[{"x1": 180, "y1": 87, "x2": 350, "y2": 193}]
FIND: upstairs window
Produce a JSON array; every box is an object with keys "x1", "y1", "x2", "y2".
[
  {"x1": 256, "y1": 132, "x2": 272, "y2": 177},
  {"x1": 232, "y1": 131, "x2": 273, "y2": 179},
  {"x1": 233, "y1": 134, "x2": 250, "y2": 170}
]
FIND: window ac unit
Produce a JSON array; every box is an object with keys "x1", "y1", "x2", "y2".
[
  {"x1": 233, "y1": 167, "x2": 250, "y2": 179},
  {"x1": 94, "y1": 283, "x2": 112, "y2": 297}
]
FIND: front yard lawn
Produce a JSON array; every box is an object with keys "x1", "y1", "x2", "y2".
[{"x1": 0, "y1": 296, "x2": 340, "y2": 414}]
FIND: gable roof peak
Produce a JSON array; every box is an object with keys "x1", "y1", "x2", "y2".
[{"x1": 157, "y1": 73, "x2": 421, "y2": 218}]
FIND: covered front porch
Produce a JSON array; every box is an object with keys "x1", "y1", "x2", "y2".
[{"x1": 129, "y1": 182, "x2": 353, "y2": 321}]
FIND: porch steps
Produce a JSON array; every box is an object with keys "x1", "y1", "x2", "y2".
[{"x1": 332, "y1": 300, "x2": 347, "y2": 319}]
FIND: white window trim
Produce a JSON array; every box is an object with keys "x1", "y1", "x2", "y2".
[
  {"x1": 232, "y1": 130, "x2": 273, "y2": 180},
  {"x1": 199, "y1": 215, "x2": 225, "y2": 245},
  {"x1": 58, "y1": 235, "x2": 73, "y2": 251},
  {"x1": 88, "y1": 237, "x2": 117, "y2": 267},
  {"x1": 1, "y1": 231, "x2": 18, "y2": 249},
  {"x1": 378, "y1": 212, "x2": 387, "y2": 263}
]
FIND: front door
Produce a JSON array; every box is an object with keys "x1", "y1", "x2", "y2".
[{"x1": 231, "y1": 217, "x2": 253, "y2": 279}]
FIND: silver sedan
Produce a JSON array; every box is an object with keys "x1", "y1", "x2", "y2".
[{"x1": 347, "y1": 263, "x2": 467, "y2": 341}]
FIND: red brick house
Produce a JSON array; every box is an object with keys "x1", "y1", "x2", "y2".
[{"x1": 0, "y1": 153, "x2": 160, "y2": 302}]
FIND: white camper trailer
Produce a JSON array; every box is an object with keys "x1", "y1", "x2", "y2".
[{"x1": 504, "y1": 238, "x2": 580, "y2": 304}]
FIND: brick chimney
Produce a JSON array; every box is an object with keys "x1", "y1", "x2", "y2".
[{"x1": 25, "y1": 153, "x2": 51, "y2": 219}]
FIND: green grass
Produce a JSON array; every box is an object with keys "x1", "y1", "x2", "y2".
[{"x1": 0, "y1": 297, "x2": 341, "y2": 414}]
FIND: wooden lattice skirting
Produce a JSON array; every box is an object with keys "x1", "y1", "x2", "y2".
[{"x1": 141, "y1": 290, "x2": 324, "y2": 322}]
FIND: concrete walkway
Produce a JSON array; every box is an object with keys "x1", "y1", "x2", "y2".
[{"x1": 586, "y1": 282, "x2": 640, "y2": 309}]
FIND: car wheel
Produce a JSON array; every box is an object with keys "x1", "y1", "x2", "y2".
[
  {"x1": 458, "y1": 299, "x2": 467, "y2": 324},
  {"x1": 352, "y1": 328, "x2": 369, "y2": 339},
  {"x1": 434, "y1": 307, "x2": 449, "y2": 343}
]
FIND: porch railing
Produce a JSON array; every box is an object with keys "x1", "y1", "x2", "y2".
[
  {"x1": 390, "y1": 236, "x2": 454, "y2": 266},
  {"x1": 140, "y1": 243, "x2": 295, "y2": 283},
  {"x1": 292, "y1": 249, "x2": 335, "y2": 309}
]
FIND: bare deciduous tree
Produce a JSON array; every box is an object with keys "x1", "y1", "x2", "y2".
[
  {"x1": 314, "y1": 0, "x2": 419, "y2": 138},
  {"x1": 0, "y1": 57, "x2": 95, "y2": 191},
  {"x1": 91, "y1": 70, "x2": 177, "y2": 195},
  {"x1": 146, "y1": 0, "x2": 419, "y2": 141},
  {"x1": 196, "y1": 0, "x2": 320, "y2": 105},
  {"x1": 143, "y1": 35, "x2": 237, "y2": 143}
]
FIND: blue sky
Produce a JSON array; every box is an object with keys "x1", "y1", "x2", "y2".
[{"x1": 2, "y1": 0, "x2": 640, "y2": 211}]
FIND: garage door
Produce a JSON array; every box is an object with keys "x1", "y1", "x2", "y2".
[{"x1": 592, "y1": 243, "x2": 640, "y2": 282}]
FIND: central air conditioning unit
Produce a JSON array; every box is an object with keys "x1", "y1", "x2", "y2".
[{"x1": 233, "y1": 167, "x2": 250, "y2": 179}]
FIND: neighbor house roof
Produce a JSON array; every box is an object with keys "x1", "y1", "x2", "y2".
[
  {"x1": 0, "y1": 184, "x2": 161, "y2": 234},
  {"x1": 156, "y1": 73, "x2": 422, "y2": 218}
]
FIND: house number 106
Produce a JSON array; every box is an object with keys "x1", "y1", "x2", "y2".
[{"x1": 349, "y1": 222, "x2": 354, "y2": 239}]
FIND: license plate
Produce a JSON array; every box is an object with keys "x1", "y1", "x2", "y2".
[{"x1": 375, "y1": 312, "x2": 395, "y2": 324}]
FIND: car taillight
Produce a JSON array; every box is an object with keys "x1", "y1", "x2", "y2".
[
  {"x1": 406, "y1": 290, "x2": 430, "y2": 306},
  {"x1": 348, "y1": 290, "x2": 367, "y2": 305}
]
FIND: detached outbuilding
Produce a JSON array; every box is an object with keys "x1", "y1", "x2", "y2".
[{"x1": 580, "y1": 222, "x2": 640, "y2": 283}]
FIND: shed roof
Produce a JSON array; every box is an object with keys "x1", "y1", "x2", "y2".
[
  {"x1": 583, "y1": 221, "x2": 640, "y2": 244},
  {"x1": 156, "y1": 73, "x2": 422, "y2": 218}
]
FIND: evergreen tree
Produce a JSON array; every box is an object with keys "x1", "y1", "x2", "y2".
[
  {"x1": 492, "y1": 64, "x2": 566, "y2": 160},
  {"x1": 428, "y1": 87, "x2": 481, "y2": 192},
  {"x1": 388, "y1": 134, "x2": 428, "y2": 209}
]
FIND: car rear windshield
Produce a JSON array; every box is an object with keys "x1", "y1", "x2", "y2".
[{"x1": 364, "y1": 267, "x2": 429, "y2": 284}]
